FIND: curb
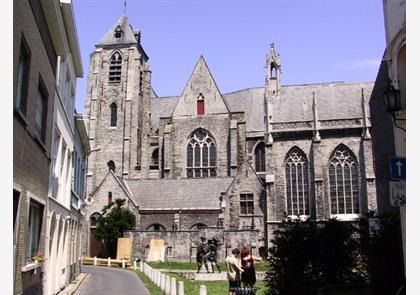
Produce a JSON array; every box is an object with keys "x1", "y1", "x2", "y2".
[
  {"x1": 58, "y1": 272, "x2": 87, "y2": 295},
  {"x1": 71, "y1": 273, "x2": 87, "y2": 294}
]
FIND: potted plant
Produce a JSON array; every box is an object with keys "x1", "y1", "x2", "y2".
[{"x1": 32, "y1": 252, "x2": 44, "y2": 264}]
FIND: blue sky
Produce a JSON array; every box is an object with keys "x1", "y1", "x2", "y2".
[{"x1": 73, "y1": 0, "x2": 385, "y2": 113}]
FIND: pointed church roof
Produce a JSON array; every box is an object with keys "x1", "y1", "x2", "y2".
[
  {"x1": 96, "y1": 15, "x2": 138, "y2": 47},
  {"x1": 172, "y1": 55, "x2": 230, "y2": 117}
]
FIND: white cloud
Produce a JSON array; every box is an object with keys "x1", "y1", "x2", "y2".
[{"x1": 336, "y1": 59, "x2": 381, "y2": 70}]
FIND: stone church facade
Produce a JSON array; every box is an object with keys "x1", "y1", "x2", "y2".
[{"x1": 83, "y1": 15, "x2": 377, "y2": 261}]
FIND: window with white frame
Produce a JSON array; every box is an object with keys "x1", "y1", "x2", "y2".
[
  {"x1": 26, "y1": 200, "x2": 44, "y2": 262},
  {"x1": 329, "y1": 146, "x2": 359, "y2": 215},
  {"x1": 186, "y1": 129, "x2": 217, "y2": 178},
  {"x1": 285, "y1": 147, "x2": 309, "y2": 216},
  {"x1": 240, "y1": 193, "x2": 254, "y2": 215}
]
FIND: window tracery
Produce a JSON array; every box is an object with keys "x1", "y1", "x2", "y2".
[
  {"x1": 285, "y1": 148, "x2": 309, "y2": 216},
  {"x1": 186, "y1": 129, "x2": 216, "y2": 178},
  {"x1": 329, "y1": 146, "x2": 359, "y2": 215}
]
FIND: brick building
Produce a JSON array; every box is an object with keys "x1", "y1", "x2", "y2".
[
  {"x1": 84, "y1": 15, "x2": 378, "y2": 261},
  {"x1": 13, "y1": 0, "x2": 85, "y2": 294}
]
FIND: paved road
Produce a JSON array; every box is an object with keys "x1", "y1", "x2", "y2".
[{"x1": 75, "y1": 265, "x2": 150, "y2": 295}]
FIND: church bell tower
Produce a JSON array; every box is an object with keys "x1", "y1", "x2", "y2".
[{"x1": 84, "y1": 14, "x2": 152, "y2": 194}]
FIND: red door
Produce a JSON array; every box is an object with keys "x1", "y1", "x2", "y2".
[{"x1": 90, "y1": 228, "x2": 103, "y2": 257}]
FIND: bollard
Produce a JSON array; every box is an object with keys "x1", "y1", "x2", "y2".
[
  {"x1": 165, "y1": 275, "x2": 171, "y2": 295},
  {"x1": 156, "y1": 270, "x2": 161, "y2": 287},
  {"x1": 178, "y1": 281, "x2": 184, "y2": 295},
  {"x1": 94, "y1": 256, "x2": 97, "y2": 266},
  {"x1": 160, "y1": 273, "x2": 166, "y2": 291},
  {"x1": 107, "y1": 257, "x2": 111, "y2": 267},
  {"x1": 170, "y1": 277, "x2": 177, "y2": 295},
  {"x1": 140, "y1": 261, "x2": 144, "y2": 272},
  {"x1": 134, "y1": 260, "x2": 137, "y2": 270},
  {"x1": 122, "y1": 259, "x2": 126, "y2": 269},
  {"x1": 199, "y1": 285, "x2": 207, "y2": 295},
  {"x1": 154, "y1": 269, "x2": 158, "y2": 284}
]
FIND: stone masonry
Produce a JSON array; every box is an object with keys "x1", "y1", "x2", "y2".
[{"x1": 83, "y1": 15, "x2": 378, "y2": 261}]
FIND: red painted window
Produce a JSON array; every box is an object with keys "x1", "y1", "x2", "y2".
[{"x1": 197, "y1": 100, "x2": 205, "y2": 115}]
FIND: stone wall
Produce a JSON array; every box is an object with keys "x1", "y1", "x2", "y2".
[
  {"x1": 124, "y1": 228, "x2": 259, "y2": 262},
  {"x1": 139, "y1": 212, "x2": 219, "y2": 231},
  {"x1": 267, "y1": 131, "x2": 376, "y2": 223}
]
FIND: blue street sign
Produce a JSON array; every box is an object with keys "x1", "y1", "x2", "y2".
[{"x1": 389, "y1": 156, "x2": 406, "y2": 181}]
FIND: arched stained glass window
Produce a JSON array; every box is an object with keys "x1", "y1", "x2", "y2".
[
  {"x1": 186, "y1": 129, "x2": 217, "y2": 178},
  {"x1": 285, "y1": 147, "x2": 309, "y2": 216},
  {"x1": 255, "y1": 142, "x2": 265, "y2": 172},
  {"x1": 329, "y1": 146, "x2": 359, "y2": 215},
  {"x1": 110, "y1": 103, "x2": 117, "y2": 127},
  {"x1": 109, "y1": 51, "x2": 122, "y2": 83}
]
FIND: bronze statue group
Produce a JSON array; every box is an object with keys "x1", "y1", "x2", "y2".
[{"x1": 196, "y1": 237, "x2": 261, "y2": 295}]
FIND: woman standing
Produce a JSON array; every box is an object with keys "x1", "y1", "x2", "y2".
[{"x1": 240, "y1": 247, "x2": 261, "y2": 289}]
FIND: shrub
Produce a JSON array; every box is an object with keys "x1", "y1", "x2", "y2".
[{"x1": 266, "y1": 218, "x2": 368, "y2": 295}]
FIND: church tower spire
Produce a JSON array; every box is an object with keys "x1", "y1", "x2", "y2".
[
  {"x1": 84, "y1": 14, "x2": 152, "y2": 194},
  {"x1": 264, "y1": 43, "x2": 281, "y2": 145},
  {"x1": 265, "y1": 42, "x2": 281, "y2": 97}
]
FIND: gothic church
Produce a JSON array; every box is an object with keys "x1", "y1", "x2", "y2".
[{"x1": 84, "y1": 15, "x2": 377, "y2": 260}]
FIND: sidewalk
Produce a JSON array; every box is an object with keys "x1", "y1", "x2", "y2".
[{"x1": 57, "y1": 273, "x2": 87, "y2": 295}]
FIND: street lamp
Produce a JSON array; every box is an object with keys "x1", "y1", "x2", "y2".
[
  {"x1": 383, "y1": 80, "x2": 405, "y2": 132},
  {"x1": 383, "y1": 81, "x2": 402, "y2": 113}
]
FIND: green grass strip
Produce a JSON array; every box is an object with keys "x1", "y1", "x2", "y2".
[
  {"x1": 132, "y1": 269, "x2": 165, "y2": 295},
  {"x1": 148, "y1": 260, "x2": 270, "y2": 272},
  {"x1": 165, "y1": 273, "x2": 268, "y2": 295}
]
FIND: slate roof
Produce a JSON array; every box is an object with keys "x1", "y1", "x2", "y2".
[
  {"x1": 272, "y1": 82, "x2": 373, "y2": 123},
  {"x1": 97, "y1": 15, "x2": 138, "y2": 47},
  {"x1": 148, "y1": 82, "x2": 373, "y2": 134},
  {"x1": 223, "y1": 87, "x2": 265, "y2": 132},
  {"x1": 150, "y1": 96, "x2": 178, "y2": 132},
  {"x1": 125, "y1": 178, "x2": 234, "y2": 210}
]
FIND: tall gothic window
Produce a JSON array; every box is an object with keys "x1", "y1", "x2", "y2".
[
  {"x1": 110, "y1": 103, "x2": 117, "y2": 127},
  {"x1": 186, "y1": 129, "x2": 216, "y2": 178},
  {"x1": 329, "y1": 146, "x2": 359, "y2": 215},
  {"x1": 109, "y1": 51, "x2": 122, "y2": 83},
  {"x1": 255, "y1": 142, "x2": 265, "y2": 172},
  {"x1": 285, "y1": 147, "x2": 309, "y2": 216}
]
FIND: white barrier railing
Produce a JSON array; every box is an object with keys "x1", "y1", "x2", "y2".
[{"x1": 139, "y1": 262, "x2": 213, "y2": 295}]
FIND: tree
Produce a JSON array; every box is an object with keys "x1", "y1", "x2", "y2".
[
  {"x1": 92, "y1": 198, "x2": 136, "y2": 258},
  {"x1": 266, "y1": 218, "x2": 368, "y2": 295}
]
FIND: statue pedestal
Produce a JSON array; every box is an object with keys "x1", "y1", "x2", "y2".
[{"x1": 194, "y1": 272, "x2": 226, "y2": 281}]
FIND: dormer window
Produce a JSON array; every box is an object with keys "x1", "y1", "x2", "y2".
[
  {"x1": 114, "y1": 25, "x2": 123, "y2": 38},
  {"x1": 197, "y1": 93, "x2": 205, "y2": 115}
]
